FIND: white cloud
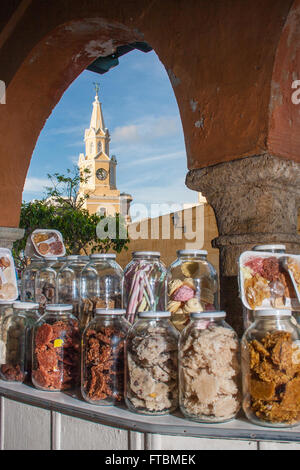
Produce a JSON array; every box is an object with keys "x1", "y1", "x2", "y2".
[
  {"x1": 23, "y1": 177, "x2": 49, "y2": 193},
  {"x1": 111, "y1": 115, "x2": 182, "y2": 144},
  {"x1": 122, "y1": 150, "x2": 185, "y2": 168},
  {"x1": 120, "y1": 175, "x2": 197, "y2": 209},
  {"x1": 112, "y1": 124, "x2": 140, "y2": 143}
]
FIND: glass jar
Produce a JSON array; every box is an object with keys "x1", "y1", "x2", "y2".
[
  {"x1": 79, "y1": 254, "x2": 123, "y2": 330},
  {"x1": 13, "y1": 301, "x2": 40, "y2": 382},
  {"x1": 167, "y1": 250, "x2": 218, "y2": 331},
  {"x1": 56, "y1": 255, "x2": 89, "y2": 318},
  {"x1": 81, "y1": 309, "x2": 130, "y2": 405},
  {"x1": 179, "y1": 311, "x2": 240, "y2": 423},
  {"x1": 32, "y1": 304, "x2": 80, "y2": 391},
  {"x1": 0, "y1": 301, "x2": 39, "y2": 382},
  {"x1": 241, "y1": 309, "x2": 300, "y2": 427},
  {"x1": 35, "y1": 257, "x2": 58, "y2": 313},
  {"x1": 242, "y1": 245, "x2": 287, "y2": 331},
  {"x1": 124, "y1": 252, "x2": 167, "y2": 324},
  {"x1": 21, "y1": 257, "x2": 45, "y2": 301},
  {"x1": 125, "y1": 311, "x2": 179, "y2": 415}
]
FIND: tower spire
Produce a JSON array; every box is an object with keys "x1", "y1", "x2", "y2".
[{"x1": 90, "y1": 82, "x2": 105, "y2": 131}]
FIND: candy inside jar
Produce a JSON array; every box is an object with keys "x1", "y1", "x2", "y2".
[
  {"x1": 21, "y1": 257, "x2": 45, "y2": 302},
  {"x1": 241, "y1": 309, "x2": 300, "y2": 427},
  {"x1": 167, "y1": 250, "x2": 219, "y2": 331},
  {"x1": 32, "y1": 304, "x2": 80, "y2": 391},
  {"x1": 81, "y1": 309, "x2": 130, "y2": 405},
  {"x1": 125, "y1": 311, "x2": 179, "y2": 415},
  {"x1": 34, "y1": 257, "x2": 61, "y2": 313},
  {"x1": 79, "y1": 254, "x2": 123, "y2": 330},
  {"x1": 179, "y1": 311, "x2": 241, "y2": 423},
  {"x1": 56, "y1": 255, "x2": 89, "y2": 318},
  {"x1": 124, "y1": 252, "x2": 167, "y2": 324}
]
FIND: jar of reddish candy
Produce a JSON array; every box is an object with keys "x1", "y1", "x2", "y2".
[
  {"x1": 81, "y1": 309, "x2": 130, "y2": 405},
  {"x1": 32, "y1": 304, "x2": 80, "y2": 391}
]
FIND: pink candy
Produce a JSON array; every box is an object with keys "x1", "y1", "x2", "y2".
[{"x1": 173, "y1": 285, "x2": 195, "y2": 302}]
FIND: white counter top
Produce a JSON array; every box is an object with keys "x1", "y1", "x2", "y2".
[{"x1": 1, "y1": 379, "x2": 300, "y2": 442}]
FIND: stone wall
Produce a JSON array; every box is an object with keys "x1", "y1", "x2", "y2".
[{"x1": 116, "y1": 203, "x2": 219, "y2": 272}]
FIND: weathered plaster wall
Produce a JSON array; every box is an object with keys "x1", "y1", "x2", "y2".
[{"x1": 268, "y1": 0, "x2": 300, "y2": 160}]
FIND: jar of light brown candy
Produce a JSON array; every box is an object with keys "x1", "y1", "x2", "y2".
[
  {"x1": 241, "y1": 309, "x2": 300, "y2": 427},
  {"x1": 81, "y1": 309, "x2": 130, "y2": 405},
  {"x1": 32, "y1": 304, "x2": 80, "y2": 391},
  {"x1": 125, "y1": 311, "x2": 179, "y2": 415},
  {"x1": 167, "y1": 250, "x2": 218, "y2": 332},
  {"x1": 179, "y1": 311, "x2": 240, "y2": 423}
]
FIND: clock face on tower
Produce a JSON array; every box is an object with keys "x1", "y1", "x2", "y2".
[{"x1": 96, "y1": 168, "x2": 108, "y2": 181}]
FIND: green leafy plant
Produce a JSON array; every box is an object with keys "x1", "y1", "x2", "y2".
[{"x1": 13, "y1": 167, "x2": 129, "y2": 269}]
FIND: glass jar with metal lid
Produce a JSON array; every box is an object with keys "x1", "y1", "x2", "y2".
[
  {"x1": 0, "y1": 302, "x2": 14, "y2": 374},
  {"x1": 56, "y1": 255, "x2": 89, "y2": 318},
  {"x1": 241, "y1": 309, "x2": 300, "y2": 428},
  {"x1": 32, "y1": 304, "x2": 80, "y2": 391},
  {"x1": 81, "y1": 308, "x2": 130, "y2": 405},
  {"x1": 179, "y1": 311, "x2": 240, "y2": 423},
  {"x1": 14, "y1": 301, "x2": 40, "y2": 382},
  {"x1": 124, "y1": 252, "x2": 167, "y2": 324},
  {"x1": 242, "y1": 244, "x2": 289, "y2": 331},
  {"x1": 79, "y1": 254, "x2": 123, "y2": 330},
  {"x1": 125, "y1": 311, "x2": 179, "y2": 415},
  {"x1": 0, "y1": 301, "x2": 40, "y2": 382},
  {"x1": 167, "y1": 250, "x2": 219, "y2": 331},
  {"x1": 21, "y1": 257, "x2": 45, "y2": 302},
  {"x1": 35, "y1": 257, "x2": 58, "y2": 312}
]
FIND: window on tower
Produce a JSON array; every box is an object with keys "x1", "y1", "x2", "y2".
[
  {"x1": 97, "y1": 141, "x2": 102, "y2": 153},
  {"x1": 90, "y1": 142, "x2": 94, "y2": 154}
]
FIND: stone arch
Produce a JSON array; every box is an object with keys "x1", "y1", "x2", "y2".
[{"x1": 0, "y1": 16, "x2": 144, "y2": 227}]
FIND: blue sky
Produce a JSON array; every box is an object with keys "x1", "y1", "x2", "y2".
[{"x1": 23, "y1": 49, "x2": 198, "y2": 219}]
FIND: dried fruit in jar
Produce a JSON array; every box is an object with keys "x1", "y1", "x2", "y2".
[
  {"x1": 180, "y1": 325, "x2": 240, "y2": 421},
  {"x1": 32, "y1": 320, "x2": 79, "y2": 391},
  {"x1": 246, "y1": 331, "x2": 300, "y2": 424},
  {"x1": 83, "y1": 327, "x2": 126, "y2": 402}
]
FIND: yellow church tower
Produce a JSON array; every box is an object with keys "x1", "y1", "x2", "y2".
[{"x1": 78, "y1": 84, "x2": 132, "y2": 220}]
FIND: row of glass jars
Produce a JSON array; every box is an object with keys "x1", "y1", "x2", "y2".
[
  {"x1": 21, "y1": 250, "x2": 219, "y2": 331},
  {"x1": 21, "y1": 254, "x2": 123, "y2": 322},
  {"x1": 1, "y1": 301, "x2": 298, "y2": 428}
]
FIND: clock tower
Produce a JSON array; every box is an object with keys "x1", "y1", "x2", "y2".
[{"x1": 78, "y1": 85, "x2": 131, "y2": 221}]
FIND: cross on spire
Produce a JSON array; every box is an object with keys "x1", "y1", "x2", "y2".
[{"x1": 93, "y1": 82, "x2": 100, "y2": 99}]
